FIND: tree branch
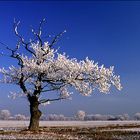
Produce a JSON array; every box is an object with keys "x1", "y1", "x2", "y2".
[
  {"x1": 49, "y1": 30, "x2": 66, "y2": 48},
  {"x1": 14, "y1": 20, "x2": 36, "y2": 56},
  {"x1": 39, "y1": 97, "x2": 66, "y2": 104}
]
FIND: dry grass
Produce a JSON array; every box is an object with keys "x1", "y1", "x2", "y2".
[{"x1": 0, "y1": 124, "x2": 140, "y2": 139}]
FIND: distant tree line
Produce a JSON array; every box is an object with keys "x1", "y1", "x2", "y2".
[{"x1": 0, "y1": 109, "x2": 140, "y2": 121}]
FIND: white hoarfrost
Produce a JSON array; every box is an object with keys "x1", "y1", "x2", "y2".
[
  {"x1": 0, "y1": 110, "x2": 11, "y2": 120},
  {"x1": 0, "y1": 41, "x2": 122, "y2": 103},
  {"x1": 76, "y1": 110, "x2": 86, "y2": 120},
  {"x1": 14, "y1": 114, "x2": 26, "y2": 120},
  {"x1": 134, "y1": 113, "x2": 140, "y2": 120}
]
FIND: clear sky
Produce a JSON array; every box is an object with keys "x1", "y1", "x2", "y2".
[{"x1": 0, "y1": 1, "x2": 140, "y2": 117}]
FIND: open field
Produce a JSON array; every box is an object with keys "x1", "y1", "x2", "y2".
[
  {"x1": 1, "y1": 121, "x2": 140, "y2": 139},
  {"x1": 1, "y1": 120, "x2": 140, "y2": 128}
]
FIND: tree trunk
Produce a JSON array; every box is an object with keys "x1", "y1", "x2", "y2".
[{"x1": 28, "y1": 96, "x2": 42, "y2": 131}]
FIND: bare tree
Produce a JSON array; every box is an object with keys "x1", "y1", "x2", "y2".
[{"x1": 0, "y1": 19, "x2": 122, "y2": 130}]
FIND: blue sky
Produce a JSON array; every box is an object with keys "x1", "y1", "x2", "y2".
[{"x1": 0, "y1": 1, "x2": 140, "y2": 117}]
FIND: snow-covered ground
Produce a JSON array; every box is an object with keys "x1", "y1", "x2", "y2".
[
  {"x1": 0, "y1": 121, "x2": 140, "y2": 139},
  {"x1": 0, "y1": 120, "x2": 140, "y2": 128}
]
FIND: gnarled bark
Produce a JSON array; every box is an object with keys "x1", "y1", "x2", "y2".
[{"x1": 28, "y1": 96, "x2": 42, "y2": 131}]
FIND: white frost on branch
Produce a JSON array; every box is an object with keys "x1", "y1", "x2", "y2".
[
  {"x1": 60, "y1": 87, "x2": 72, "y2": 98},
  {"x1": 41, "y1": 101, "x2": 50, "y2": 106},
  {"x1": 8, "y1": 91, "x2": 26, "y2": 99},
  {"x1": 76, "y1": 110, "x2": 86, "y2": 120},
  {"x1": 0, "y1": 110, "x2": 11, "y2": 120},
  {"x1": 0, "y1": 41, "x2": 122, "y2": 99}
]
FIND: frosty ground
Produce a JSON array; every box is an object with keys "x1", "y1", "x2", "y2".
[{"x1": 0, "y1": 121, "x2": 140, "y2": 140}]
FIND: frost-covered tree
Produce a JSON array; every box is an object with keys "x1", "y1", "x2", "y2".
[
  {"x1": 134, "y1": 113, "x2": 140, "y2": 120},
  {"x1": 47, "y1": 114, "x2": 65, "y2": 121},
  {"x1": 0, "y1": 19, "x2": 122, "y2": 130},
  {"x1": 0, "y1": 109, "x2": 11, "y2": 120},
  {"x1": 14, "y1": 114, "x2": 26, "y2": 120},
  {"x1": 116, "y1": 114, "x2": 130, "y2": 121},
  {"x1": 76, "y1": 110, "x2": 86, "y2": 121}
]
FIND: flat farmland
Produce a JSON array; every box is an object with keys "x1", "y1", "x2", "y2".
[
  {"x1": 0, "y1": 120, "x2": 140, "y2": 128},
  {"x1": 1, "y1": 121, "x2": 140, "y2": 139}
]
